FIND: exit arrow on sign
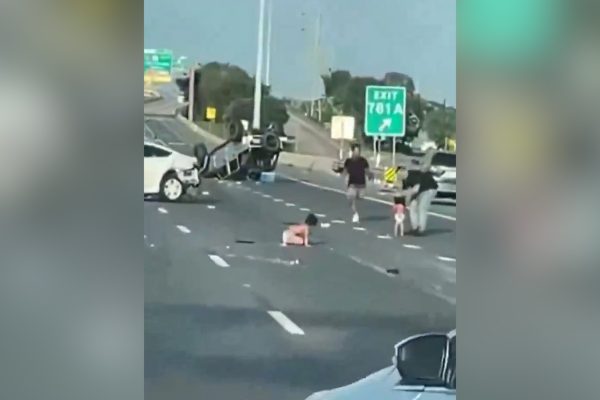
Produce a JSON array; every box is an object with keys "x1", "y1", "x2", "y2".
[{"x1": 379, "y1": 118, "x2": 392, "y2": 132}]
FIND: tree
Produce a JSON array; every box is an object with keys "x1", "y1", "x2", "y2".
[
  {"x1": 423, "y1": 108, "x2": 456, "y2": 146},
  {"x1": 224, "y1": 96, "x2": 289, "y2": 128}
]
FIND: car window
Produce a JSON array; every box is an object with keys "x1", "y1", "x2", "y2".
[
  {"x1": 445, "y1": 336, "x2": 456, "y2": 389},
  {"x1": 144, "y1": 144, "x2": 171, "y2": 158},
  {"x1": 431, "y1": 153, "x2": 456, "y2": 168}
]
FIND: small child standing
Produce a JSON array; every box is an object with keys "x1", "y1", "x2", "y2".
[
  {"x1": 282, "y1": 213, "x2": 319, "y2": 247},
  {"x1": 392, "y1": 196, "x2": 406, "y2": 237}
]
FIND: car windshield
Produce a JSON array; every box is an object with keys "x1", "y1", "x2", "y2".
[{"x1": 432, "y1": 153, "x2": 456, "y2": 168}]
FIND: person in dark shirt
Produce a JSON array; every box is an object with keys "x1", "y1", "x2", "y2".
[
  {"x1": 343, "y1": 144, "x2": 373, "y2": 223},
  {"x1": 400, "y1": 164, "x2": 438, "y2": 235}
]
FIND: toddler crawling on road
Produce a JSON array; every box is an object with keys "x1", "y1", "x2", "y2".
[{"x1": 282, "y1": 213, "x2": 318, "y2": 247}]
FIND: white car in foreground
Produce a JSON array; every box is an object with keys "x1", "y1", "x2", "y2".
[
  {"x1": 430, "y1": 152, "x2": 456, "y2": 200},
  {"x1": 306, "y1": 330, "x2": 456, "y2": 400},
  {"x1": 144, "y1": 140, "x2": 202, "y2": 201}
]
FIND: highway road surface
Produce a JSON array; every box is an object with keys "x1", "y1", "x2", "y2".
[{"x1": 144, "y1": 116, "x2": 456, "y2": 400}]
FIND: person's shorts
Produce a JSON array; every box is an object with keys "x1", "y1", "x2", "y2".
[{"x1": 346, "y1": 185, "x2": 365, "y2": 200}]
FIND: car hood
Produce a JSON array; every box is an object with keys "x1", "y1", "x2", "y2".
[
  {"x1": 171, "y1": 152, "x2": 196, "y2": 169},
  {"x1": 305, "y1": 366, "x2": 454, "y2": 400}
]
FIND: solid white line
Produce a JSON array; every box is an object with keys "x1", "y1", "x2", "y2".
[
  {"x1": 437, "y1": 256, "x2": 456, "y2": 262},
  {"x1": 300, "y1": 207, "x2": 311, "y2": 212},
  {"x1": 267, "y1": 311, "x2": 305, "y2": 335},
  {"x1": 158, "y1": 207, "x2": 168, "y2": 214},
  {"x1": 207, "y1": 205, "x2": 216, "y2": 209},
  {"x1": 403, "y1": 244, "x2": 422, "y2": 250},
  {"x1": 281, "y1": 174, "x2": 456, "y2": 221},
  {"x1": 209, "y1": 254, "x2": 230, "y2": 268},
  {"x1": 176, "y1": 225, "x2": 191, "y2": 234},
  {"x1": 285, "y1": 202, "x2": 296, "y2": 207}
]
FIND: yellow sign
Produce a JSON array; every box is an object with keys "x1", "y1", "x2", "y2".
[
  {"x1": 206, "y1": 107, "x2": 217, "y2": 120},
  {"x1": 384, "y1": 167, "x2": 397, "y2": 184},
  {"x1": 144, "y1": 70, "x2": 172, "y2": 84}
]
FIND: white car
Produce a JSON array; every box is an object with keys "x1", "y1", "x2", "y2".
[
  {"x1": 144, "y1": 140, "x2": 201, "y2": 201},
  {"x1": 430, "y1": 152, "x2": 456, "y2": 200},
  {"x1": 305, "y1": 330, "x2": 456, "y2": 400}
]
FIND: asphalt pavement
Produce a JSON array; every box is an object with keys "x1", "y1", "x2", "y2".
[{"x1": 144, "y1": 116, "x2": 456, "y2": 400}]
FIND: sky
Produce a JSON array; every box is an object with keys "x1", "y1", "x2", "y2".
[{"x1": 144, "y1": 0, "x2": 456, "y2": 106}]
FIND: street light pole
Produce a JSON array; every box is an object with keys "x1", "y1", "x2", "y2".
[
  {"x1": 252, "y1": 0, "x2": 266, "y2": 130},
  {"x1": 265, "y1": 0, "x2": 273, "y2": 88}
]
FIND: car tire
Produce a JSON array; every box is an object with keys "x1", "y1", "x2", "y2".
[
  {"x1": 193, "y1": 143, "x2": 208, "y2": 167},
  {"x1": 262, "y1": 131, "x2": 280, "y2": 153},
  {"x1": 160, "y1": 172, "x2": 184, "y2": 202},
  {"x1": 227, "y1": 119, "x2": 244, "y2": 142}
]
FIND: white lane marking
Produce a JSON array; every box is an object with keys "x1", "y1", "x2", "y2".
[
  {"x1": 300, "y1": 207, "x2": 311, "y2": 212},
  {"x1": 158, "y1": 207, "x2": 168, "y2": 214},
  {"x1": 176, "y1": 225, "x2": 191, "y2": 234},
  {"x1": 144, "y1": 234, "x2": 147, "y2": 239},
  {"x1": 149, "y1": 244, "x2": 155, "y2": 248},
  {"x1": 273, "y1": 198, "x2": 283, "y2": 203},
  {"x1": 202, "y1": 191, "x2": 210, "y2": 196},
  {"x1": 403, "y1": 244, "x2": 422, "y2": 250},
  {"x1": 236, "y1": 181, "x2": 242, "y2": 185},
  {"x1": 267, "y1": 311, "x2": 305, "y2": 335},
  {"x1": 218, "y1": 180, "x2": 224, "y2": 184},
  {"x1": 209, "y1": 254, "x2": 230, "y2": 268},
  {"x1": 243, "y1": 283, "x2": 251, "y2": 288},
  {"x1": 437, "y1": 256, "x2": 456, "y2": 263},
  {"x1": 281, "y1": 175, "x2": 456, "y2": 221},
  {"x1": 320, "y1": 223, "x2": 331, "y2": 228},
  {"x1": 262, "y1": 194, "x2": 272, "y2": 198},
  {"x1": 353, "y1": 227, "x2": 366, "y2": 231},
  {"x1": 285, "y1": 202, "x2": 296, "y2": 207},
  {"x1": 316, "y1": 213, "x2": 326, "y2": 218},
  {"x1": 207, "y1": 205, "x2": 216, "y2": 209},
  {"x1": 377, "y1": 234, "x2": 392, "y2": 239},
  {"x1": 331, "y1": 219, "x2": 346, "y2": 224}
]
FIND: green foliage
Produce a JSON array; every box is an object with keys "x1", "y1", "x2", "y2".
[
  {"x1": 193, "y1": 62, "x2": 284, "y2": 124},
  {"x1": 224, "y1": 96, "x2": 289, "y2": 128},
  {"x1": 424, "y1": 108, "x2": 456, "y2": 146},
  {"x1": 319, "y1": 70, "x2": 431, "y2": 141}
]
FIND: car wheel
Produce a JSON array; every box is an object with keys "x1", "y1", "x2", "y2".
[
  {"x1": 160, "y1": 172, "x2": 184, "y2": 202},
  {"x1": 226, "y1": 119, "x2": 244, "y2": 142},
  {"x1": 262, "y1": 131, "x2": 280, "y2": 153}
]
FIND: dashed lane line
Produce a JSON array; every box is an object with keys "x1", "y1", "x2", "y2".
[
  {"x1": 300, "y1": 207, "x2": 311, "y2": 212},
  {"x1": 176, "y1": 225, "x2": 191, "y2": 234},
  {"x1": 158, "y1": 207, "x2": 168, "y2": 214},
  {"x1": 331, "y1": 220, "x2": 346, "y2": 224},
  {"x1": 207, "y1": 205, "x2": 216, "y2": 210},
  {"x1": 315, "y1": 213, "x2": 326, "y2": 218},
  {"x1": 377, "y1": 234, "x2": 392, "y2": 239},
  {"x1": 403, "y1": 244, "x2": 422, "y2": 250},
  {"x1": 353, "y1": 227, "x2": 367, "y2": 231},
  {"x1": 208, "y1": 254, "x2": 230, "y2": 268},
  {"x1": 437, "y1": 256, "x2": 456, "y2": 263},
  {"x1": 202, "y1": 191, "x2": 210, "y2": 196},
  {"x1": 267, "y1": 311, "x2": 305, "y2": 335},
  {"x1": 281, "y1": 174, "x2": 456, "y2": 222},
  {"x1": 285, "y1": 202, "x2": 296, "y2": 207},
  {"x1": 273, "y1": 198, "x2": 284, "y2": 203}
]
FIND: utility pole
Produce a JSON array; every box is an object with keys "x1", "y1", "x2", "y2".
[
  {"x1": 187, "y1": 66, "x2": 195, "y2": 122},
  {"x1": 315, "y1": 11, "x2": 322, "y2": 122},
  {"x1": 252, "y1": 0, "x2": 266, "y2": 130}
]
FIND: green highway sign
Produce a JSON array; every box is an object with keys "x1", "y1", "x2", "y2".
[
  {"x1": 144, "y1": 49, "x2": 173, "y2": 74},
  {"x1": 364, "y1": 85, "x2": 406, "y2": 137}
]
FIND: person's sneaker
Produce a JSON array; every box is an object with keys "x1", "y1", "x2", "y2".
[{"x1": 352, "y1": 213, "x2": 360, "y2": 223}]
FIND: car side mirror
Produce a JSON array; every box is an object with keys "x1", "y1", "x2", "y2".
[{"x1": 394, "y1": 333, "x2": 448, "y2": 385}]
